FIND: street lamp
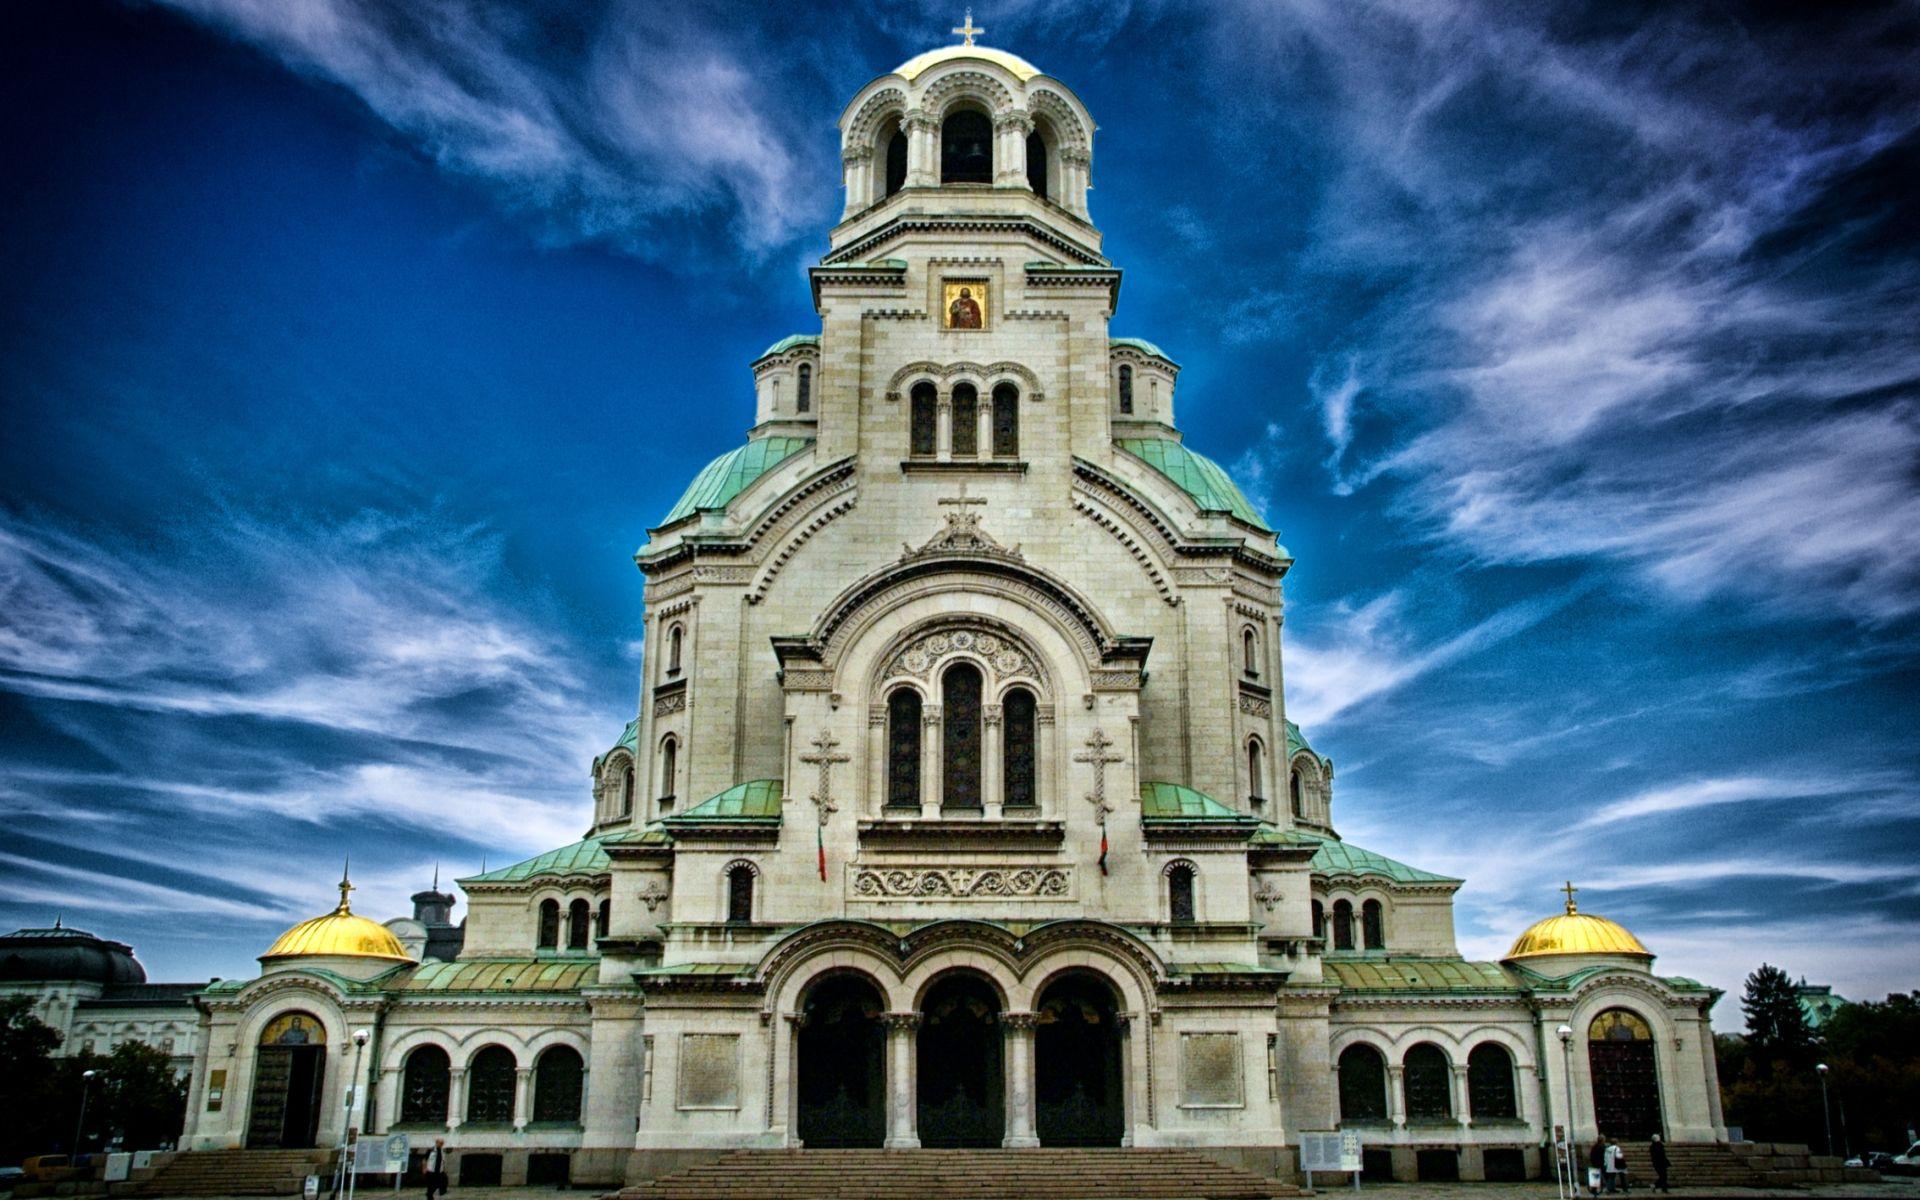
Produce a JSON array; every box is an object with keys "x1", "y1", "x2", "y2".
[
  {"x1": 1558, "y1": 1025, "x2": 1578, "y2": 1194},
  {"x1": 332, "y1": 1030, "x2": 371, "y2": 1200},
  {"x1": 72, "y1": 1069, "x2": 98, "y2": 1160},
  {"x1": 1816, "y1": 1063, "x2": 1833, "y2": 1157}
]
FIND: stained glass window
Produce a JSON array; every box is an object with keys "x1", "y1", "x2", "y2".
[
  {"x1": 467, "y1": 1045, "x2": 516, "y2": 1124},
  {"x1": 942, "y1": 664, "x2": 983, "y2": 809},
  {"x1": 727, "y1": 865, "x2": 754, "y2": 924},
  {"x1": 1338, "y1": 1044, "x2": 1387, "y2": 1121},
  {"x1": 1332, "y1": 899, "x2": 1354, "y2": 951},
  {"x1": 1002, "y1": 687, "x2": 1037, "y2": 808},
  {"x1": 537, "y1": 899, "x2": 558, "y2": 949},
  {"x1": 910, "y1": 383, "x2": 937, "y2": 456},
  {"x1": 1168, "y1": 864, "x2": 1195, "y2": 923},
  {"x1": 952, "y1": 383, "x2": 978, "y2": 457},
  {"x1": 532, "y1": 1047, "x2": 583, "y2": 1123},
  {"x1": 1118, "y1": 365, "x2": 1133, "y2": 414},
  {"x1": 567, "y1": 899, "x2": 589, "y2": 950},
  {"x1": 1403, "y1": 1043, "x2": 1453, "y2": 1120},
  {"x1": 1362, "y1": 899, "x2": 1385, "y2": 950},
  {"x1": 887, "y1": 689, "x2": 921, "y2": 808},
  {"x1": 992, "y1": 383, "x2": 1019, "y2": 457},
  {"x1": 1467, "y1": 1043, "x2": 1517, "y2": 1120},
  {"x1": 797, "y1": 364, "x2": 811, "y2": 414},
  {"x1": 400, "y1": 1046, "x2": 450, "y2": 1125}
]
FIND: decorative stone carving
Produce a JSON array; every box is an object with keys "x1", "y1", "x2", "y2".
[
  {"x1": 849, "y1": 866, "x2": 1072, "y2": 900},
  {"x1": 799, "y1": 729, "x2": 849, "y2": 828},
  {"x1": 1237, "y1": 693, "x2": 1272, "y2": 718},
  {"x1": 884, "y1": 626, "x2": 1036, "y2": 684},
  {"x1": 638, "y1": 881, "x2": 670, "y2": 912},
  {"x1": 654, "y1": 691, "x2": 688, "y2": 717}
]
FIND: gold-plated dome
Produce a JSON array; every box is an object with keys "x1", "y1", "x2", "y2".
[
  {"x1": 262, "y1": 872, "x2": 413, "y2": 963},
  {"x1": 1505, "y1": 883, "x2": 1650, "y2": 961},
  {"x1": 894, "y1": 45, "x2": 1041, "y2": 82}
]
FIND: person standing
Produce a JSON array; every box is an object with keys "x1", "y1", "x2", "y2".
[
  {"x1": 1649, "y1": 1135, "x2": 1671, "y2": 1193},
  {"x1": 1606, "y1": 1137, "x2": 1629, "y2": 1194},
  {"x1": 423, "y1": 1138, "x2": 448, "y2": 1200},
  {"x1": 1589, "y1": 1138, "x2": 1608, "y2": 1197}
]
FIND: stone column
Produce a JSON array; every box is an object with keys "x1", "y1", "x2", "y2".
[
  {"x1": 936, "y1": 393, "x2": 953, "y2": 461},
  {"x1": 867, "y1": 705, "x2": 888, "y2": 815},
  {"x1": 841, "y1": 147, "x2": 872, "y2": 217},
  {"x1": 982, "y1": 704, "x2": 1004, "y2": 817},
  {"x1": 905, "y1": 111, "x2": 939, "y2": 188},
  {"x1": 513, "y1": 1067, "x2": 532, "y2": 1130},
  {"x1": 1036, "y1": 707, "x2": 1056, "y2": 812},
  {"x1": 921, "y1": 705, "x2": 943, "y2": 817},
  {"x1": 1061, "y1": 147, "x2": 1091, "y2": 216},
  {"x1": 994, "y1": 112, "x2": 1032, "y2": 187},
  {"x1": 376, "y1": 1067, "x2": 401, "y2": 1134},
  {"x1": 447, "y1": 1068, "x2": 467, "y2": 1132},
  {"x1": 1453, "y1": 1063, "x2": 1471, "y2": 1127},
  {"x1": 1387, "y1": 1064, "x2": 1406, "y2": 1129},
  {"x1": 1002, "y1": 1012, "x2": 1039, "y2": 1147},
  {"x1": 977, "y1": 397, "x2": 994, "y2": 459},
  {"x1": 882, "y1": 1013, "x2": 922, "y2": 1148}
]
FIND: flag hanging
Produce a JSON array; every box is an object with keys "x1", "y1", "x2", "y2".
[
  {"x1": 817, "y1": 821, "x2": 828, "y2": 881},
  {"x1": 1098, "y1": 821, "x2": 1110, "y2": 875}
]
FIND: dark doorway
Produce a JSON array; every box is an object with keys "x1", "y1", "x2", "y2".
[
  {"x1": 1034, "y1": 973, "x2": 1124, "y2": 1146},
  {"x1": 246, "y1": 1012, "x2": 327, "y2": 1149},
  {"x1": 1588, "y1": 1009, "x2": 1663, "y2": 1139},
  {"x1": 917, "y1": 973, "x2": 1003, "y2": 1147},
  {"x1": 797, "y1": 974, "x2": 886, "y2": 1147}
]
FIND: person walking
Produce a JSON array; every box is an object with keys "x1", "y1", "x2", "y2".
[
  {"x1": 1649, "y1": 1134, "x2": 1671, "y2": 1193},
  {"x1": 1589, "y1": 1137, "x2": 1608, "y2": 1197},
  {"x1": 1606, "y1": 1137, "x2": 1629, "y2": 1194},
  {"x1": 423, "y1": 1138, "x2": 448, "y2": 1200}
]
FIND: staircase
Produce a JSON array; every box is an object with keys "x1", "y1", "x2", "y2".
[
  {"x1": 1618, "y1": 1141, "x2": 1881, "y2": 1189},
  {"x1": 613, "y1": 1148, "x2": 1298, "y2": 1200},
  {"x1": 128, "y1": 1149, "x2": 336, "y2": 1196}
]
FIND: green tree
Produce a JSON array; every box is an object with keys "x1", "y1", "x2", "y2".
[
  {"x1": 1743, "y1": 964, "x2": 1814, "y2": 1062},
  {"x1": 0, "y1": 996, "x2": 64, "y2": 1164},
  {"x1": 94, "y1": 1041, "x2": 189, "y2": 1150}
]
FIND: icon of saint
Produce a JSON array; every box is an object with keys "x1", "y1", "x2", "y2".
[{"x1": 949, "y1": 286, "x2": 983, "y2": 329}]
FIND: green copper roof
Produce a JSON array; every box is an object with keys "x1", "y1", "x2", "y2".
[
  {"x1": 1110, "y1": 336, "x2": 1175, "y2": 363},
  {"x1": 661, "y1": 436, "x2": 813, "y2": 526},
  {"x1": 1294, "y1": 829, "x2": 1459, "y2": 883},
  {"x1": 665, "y1": 779, "x2": 784, "y2": 824},
  {"x1": 758, "y1": 333, "x2": 820, "y2": 358},
  {"x1": 1327, "y1": 958, "x2": 1523, "y2": 995},
  {"x1": 397, "y1": 958, "x2": 599, "y2": 993},
  {"x1": 1139, "y1": 781, "x2": 1254, "y2": 822},
  {"x1": 1285, "y1": 719, "x2": 1328, "y2": 765},
  {"x1": 461, "y1": 835, "x2": 613, "y2": 884},
  {"x1": 1115, "y1": 438, "x2": 1270, "y2": 531}
]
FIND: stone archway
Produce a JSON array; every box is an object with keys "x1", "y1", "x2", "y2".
[
  {"x1": 1588, "y1": 1008, "x2": 1663, "y2": 1139},
  {"x1": 1034, "y1": 971, "x2": 1124, "y2": 1146},
  {"x1": 246, "y1": 1011, "x2": 327, "y2": 1149},
  {"x1": 796, "y1": 973, "x2": 887, "y2": 1147},
  {"x1": 917, "y1": 972, "x2": 1004, "y2": 1147}
]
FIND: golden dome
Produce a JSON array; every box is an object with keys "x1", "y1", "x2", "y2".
[
  {"x1": 262, "y1": 872, "x2": 414, "y2": 964},
  {"x1": 1505, "y1": 883, "x2": 1650, "y2": 961},
  {"x1": 894, "y1": 45, "x2": 1041, "y2": 83}
]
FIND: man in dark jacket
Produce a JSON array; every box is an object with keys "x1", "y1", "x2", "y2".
[
  {"x1": 424, "y1": 1138, "x2": 448, "y2": 1200},
  {"x1": 1649, "y1": 1135, "x2": 1671, "y2": 1192},
  {"x1": 1589, "y1": 1138, "x2": 1608, "y2": 1196}
]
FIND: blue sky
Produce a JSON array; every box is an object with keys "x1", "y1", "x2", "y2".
[{"x1": 1, "y1": 0, "x2": 1915, "y2": 1023}]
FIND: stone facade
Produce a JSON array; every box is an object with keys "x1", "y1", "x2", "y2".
[{"x1": 176, "y1": 41, "x2": 1729, "y2": 1187}]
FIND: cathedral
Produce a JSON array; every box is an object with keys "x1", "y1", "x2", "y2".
[{"x1": 176, "y1": 32, "x2": 1730, "y2": 1190}]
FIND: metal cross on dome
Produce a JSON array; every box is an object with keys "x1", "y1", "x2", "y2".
[
  {"x1": 953, "y1": 8, "x2": 984, "y2": 46},
  {"x1": 801, "y1": 729, "x2": 850, "y2": 826},
  {"x1": 1074, "y1": 727, "x2": 1124, "y2": 818}
]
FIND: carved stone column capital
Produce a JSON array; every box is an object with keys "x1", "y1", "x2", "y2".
[
  {"x1": 880, "y1": 1012, "x2": 923, "y2": 1031},
  {"x1": 1001, "y1": 1010, "x2": 1038, "y2": 1031}
]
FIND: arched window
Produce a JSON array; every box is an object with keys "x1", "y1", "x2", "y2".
[
  {"x1": 887, "y1": 688, "x2": 922, "y2": 808},
  {"x1": 620, "y1": 765, "x2": 634, "y2": 816},
  {"x1": 537, "y1": 898, "x2": 559, "y2": 949},
  {"x1": 1403, "y1": 1043, "x2": 1452, "y2": 1120},
  {"x1": 1311, "y1": 899, "x2": 1324, "y2": 939},
  {"x1": 910, "y1": 382, "x2": 937, "y2": 457},
  {"x1": 951, "y1": 383, "x2": 978, "y2": 457},
  {"x1": 1332, "y1": 899, "x2": 1354, "y2": 951},
  {"x1": 532, "y1": 1046, "x2": 584, "y2": 1124},
  {"x1": 1002, "y1": 687, "x2": 1037, "y2": 809},
  {"x1": 1247, "y1": 738, "x2": 1266, "y2": 803},
  {"x1": 659, "y1": 736, "x2": 678, "y2": 804},
  {"x1": 1026, "y1": 130, "x2": 1049, "y2": 198},
  {"x1": 399, "y1": 1045, "x2": 450, "y2": 1125},
  {"x1": 1242, "y1": 627, "x2": 1259, "y2": 676},
  {"x1": 797, "y1": 363, "x2": 812, "y2": 414},
  {"x1": 1337, "y1": 1044, "x2": 1388, "y2": 1122},
  {"x1": 991, "y1": 383, "x2": 1018, "y2": 457},
  {"x1": 466, "y1": 1045, "x2": 516, "y2": 1124},
  {"x1": 726, "y1": 863, "x2": 754, "y2": 924},
  {"x1": 1467, "y1": 1043, "x2": 1517, "y2": 1120},
  {"x1": 666, "y1": 624, "x2": 683, "y2": 675},
  {"x1": 1167, "y1": 863, "x2": 1196, "y2": 923},
  {"x1": 885, "y1": 128, "x2": 908, "y2": 196},
  {"x1": 941, "y1": 663, "x2": 983, "y2": 809},
  {"x1": 596, "y1": 898, "x2": 610, "y2": 940},
  {"x1": 1362, "y1": 899, "x2": 1385, "y2": 950},
  {"x1": 941, "y1": 108, "x2": 993, "y2": 183},
  {"x1": 567, "y1": 898, "x2": 590, "y2": 950},
  {"x1": 1291, "y1": 769, "x2": 1305, "y2": 819}
]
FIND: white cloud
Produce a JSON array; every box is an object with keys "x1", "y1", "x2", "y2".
[{"x1": 1579, "y1": 773, "x2": 1892, "y2": 829}]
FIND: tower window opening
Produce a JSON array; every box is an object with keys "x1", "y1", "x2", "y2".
[
  {"x1": 1291, "y1": 769, "x2": 1305, "y2": 819},
  {"x1": 991, "y1": 383, "x2": 1019, "y2": 457},
  {"x1": 537, "y1": 898, "x2": 559, "y2": 950},
  {"x1": 1002, "y1": 686, "x2": 1037, "y2": 808},
  {"x1": 620, "y1": 764, "x2": 634, "y2": 816},
  {"x1": 1118, "y1": 365, "x2": 1133, "y2": 414},
  {"x1": 1168, "y1": 863, "x2": 1196, "y2": 924},
  {"x1": 726, "y1": 864, "x2": 754, "y2": 924},
  {"x1": 910, "y1": 382, "x2": 937, "y2": 457},
  {"x1": 952, "y1": 383, "x2": 979, "y2": 458},
  {"x1": 1332, "y1": 899, "x2": 1354, "y2": 951},
  {"x1": 660, "y1": 736, "x2": 678, "y2": 805},
  {"x1": 1243, "y1": 627, "x2": 1259, "y2": 676},
  {"x1": 1311, "y1": 899, "x2": 1324, "y2": 939},
  {"x1": 885, "y1": 127, "x2": 908, "y2": 196},
  {"x1": 1362, "y1": 898, "x2": 1385, "y2": 950},
  {"x1": 1026, "y1": 130, "x2": 1049, "y2": 198},
  {"x1": 1247, "y1": 738, "x2": 1266, "y2": 804},
  {"x1": 941, "y1": 109, "x2": 993, "y2": 183},
  {"x1": 597, "y1": 898, "x2": 611, "y2": 940},
  {"x1": 797, "y1": 364, "x2": 811, "y2": 414},
  {"x1": 887, "y1": 688, "x2": 922, "y2": 808},
  {"x1": 567, "y1": 898, "x2": 590, "y2": 950},
  {"x1": 667, "y1": 624, "x2": 683, "y2": 675}
]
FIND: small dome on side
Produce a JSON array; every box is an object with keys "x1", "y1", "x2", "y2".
[
  {"x1": 261, "y1": 869, "x2": 414, "y2": 972},
  {"x1": 1505, "y1": 883, "x2": 1650, "y2": 964}
]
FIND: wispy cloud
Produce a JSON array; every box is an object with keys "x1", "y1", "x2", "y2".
[{"x1": 1579, "y1": 772, "x2": 1899, "y2": 829}]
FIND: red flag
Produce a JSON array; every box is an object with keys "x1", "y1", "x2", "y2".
[
  {"x1": 817, "y1": 822, "x2": 827, "y2": 881},
  {"x1": 1098, "y1": 823, "x2": 1109, "y2": 875}
]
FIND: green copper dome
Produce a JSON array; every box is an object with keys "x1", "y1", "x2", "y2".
[
  {"x1": 660, "y1": 437, "x2": 813, "y2": 526},
  {"x1": 1115, "y1": 438, "x2": 1270, "y2": 531}
]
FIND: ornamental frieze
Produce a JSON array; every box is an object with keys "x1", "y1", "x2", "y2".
[
  {"x1": 883, "y1": 627, "x2": 1035, "y2": 684},
  {"x1": 849, "y1": 865, "x2": 1072, "y2": 901}
]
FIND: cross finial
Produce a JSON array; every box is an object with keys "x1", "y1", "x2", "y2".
[
  {"x1": 953, "y1": 8, "x2": 984, "y2": 46},
  {"x1": 337, "y1": 857, "x2": 356, "y2": 914},
  {"x1": 1562, "y1": 880, "x2": 1578, "y2": 914},
  {"x1": 1073, "y1": 727, "x2": 1125, "y2": 818}
]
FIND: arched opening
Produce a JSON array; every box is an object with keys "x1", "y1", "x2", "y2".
[
  {"x1": 1117, "y1": 365, "x2": 1133, "y2": 414},
  {"x1": 1311, "y1": 899, "x2": 1324, "y2": 939},
  {"x1": 1242, "y1": 627, "x2": 1259, "y2": 676},
  {"x1": 1247, "y1": 738, "x2": 1266, "y2": 804},
  {"x1": 917, "y1": 973, "x2": 1003, "y2": 1146},
  {"x1": 1403, "y1": 1042, "x2": 1453, "y2": 1121},
  {"x1": 1467, "y1": 1042, "x2": 1517, "y2": 1120},
  {"x1": 797, "y1": 973, "x2": 886, "y2": 1147},
  {"x1": 1337, "y1": 1043, "x2": 1388, "y2": 1123},
  {"x1": 1035, "y1": 972, "x2": 1124, "y2": 1146},
  {"x1": 567, "y1": 898, "x2": 590, "y2": 950},
  {"x1": 1291, "y1": 769, "x2": 1305, "y2": 819},
  {"x1": 941, "y1": 663, "x2": 983, "y2": 810},
  {"x1": 1026, "y1": 130, "x2": 1049, "y2": 198},
  {"x1": 797, "y1": 363, "x2": 812, "y2": 414},
  {"x1": 951, "y1": 382, "x2": 978, "y2": 458},
  {"x1": 245, "y1": 1012, "x2": 326, "y2": 1149},
  {"x1": 596, "y1": 898, "x2": 611, "y2": 940},
  {"x1": 886, "y1": 688, "x2": 922, "y2": 809},
  {"x1": 1167, "y1": 863, "x2": 1196, "y2": 924},
  {"x1": 991, "y1": 383, "x2": 1018, "y2": 457},
  {"x1": 909, "y1": 382, "x2": 937, "y2": 457},
  {"x1": 941, "y1": 108, "x2": 993, "y2": 183},
  {"x1": 884, "y1": 127, "x2": 908, "y2": 196},
  {"x1": 532, "y1": 1046, "x2": 584, "y2": 1124},
  {"x1": 726, "y1": 864, "x2": 754, "y2": 924},
  {"x1": 466, "y1": 1045, "x2": 516, "y2": 1124},
  {"x1": 537, "y1": 898, "x2": 559, "y2": 950},
  {"x1": 667, "y1": 624, "x2": 683, "y2": 675},
  {"x1": 659, "y1": 736, "x2": 678, "y2": 805},
  {"x1": 620, "y1": 764, "x2": 634, "y2": 816},
  {"x1": 1362, "y1": 899, "x2": 1385, "y2": 950},
  {"x1": 399, "y1": 1044, "x2": 449, "y2": 1126},
  {"x1": 1588, "y1": 1008, "x2": 1662, "y2": 1138},
  {"x1": 1002, "y1": 686, "x2": 1037, "y2": 809},
  {"x1": 1332, "y1": 899, "x2": 1355, "y2": 951}
]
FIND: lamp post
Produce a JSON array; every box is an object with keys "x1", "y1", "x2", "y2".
[
  {"x1": 71, "y1": 1069, "x2": 98, "y2": 1160},
  {"x1": 1559, "y1": 1025, "x2": 1578, "y2": 1194},
  {"x1": 1816, "y1": 1063, "x2": 1833, "y2": 1157},
  {"x1": 348, "y1": 1031, "x2": 369, "y2": 1200}
]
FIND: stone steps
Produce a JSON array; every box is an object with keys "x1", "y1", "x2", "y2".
[
  {"x1": 613, "y1": 1148, "x2": 1299, "y2": 1200},
  {"x1": 128, "y1": 1149, "x2": 336, "y2": 1197},
  {"x1": 1611, "y1": 1141, "x2": 1881, "y2": 1190}
]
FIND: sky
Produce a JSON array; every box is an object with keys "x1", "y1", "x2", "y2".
[{"x1": 1, "y1": 0, "x2": 1915, "y2": 1025}]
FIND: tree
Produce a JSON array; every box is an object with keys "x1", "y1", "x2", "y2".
[
  {"x1": 0, "y1": 996, "x2": 65, "y2": 1163},
  {"x1": 1743, "y1": 964, "x2": 1813, "y2": 1062},
  {"x1": 95, "y1": 1041, "x2": 188, "y2": 1150}
]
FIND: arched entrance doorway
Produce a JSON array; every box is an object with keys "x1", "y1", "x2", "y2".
[
  {"x1": 246, "y1": 1012, "x2": 327, "y2": 1149},
  {"x1": 796, "y1": 974, "x2": 886, "y2": 1147},
  {"x1": 1034, "y1": 973, "x2": 1124, "y2": 1146},
  {"x1": 1588, "y1": 1009, "x2": 1663, "y2": 1139},
  {"x1": 917, "y1": 973, "x2": 1003, "y2": 1147}
]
